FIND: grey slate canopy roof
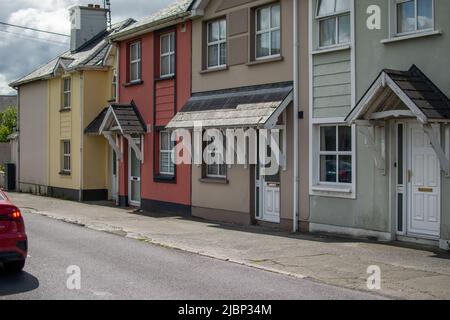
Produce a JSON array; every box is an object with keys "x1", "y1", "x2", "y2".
[
  {"x1": 384, "y1": 65, "x2": 450, "y2": 119},
  {"x1": 85, "y1": 102, "x2": 146, "y2": 135},
  {"x1": 110, "y1": 0, "x2": 193, "y2": 40},
  {"x1": 347, "y1": 65, "x2": 450, "y2": 123},
  {"x1": 0, "y1": 95, "x2": 17, "y2": 112},
  {"x1": 9, "y1": 19, "x2": 135, "y2": 88},
  {"x1": 166, "y1": 82, "x2": 294, "y2": 129}
]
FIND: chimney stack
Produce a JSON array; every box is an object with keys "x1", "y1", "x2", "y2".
[{"x1": 69, "y1": 4, "x2": 108, "y2": 52}]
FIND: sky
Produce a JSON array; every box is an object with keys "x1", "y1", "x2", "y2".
[{"x1": 0, "y1": 0, "x2": 172, "y2": 95}]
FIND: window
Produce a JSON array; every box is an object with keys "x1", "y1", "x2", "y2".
[
  {"x1": 207, "y1": 19, "x2": 227, "y2": 68},
  {"x1": 160, "y1": 33, "x2": 175, "y2": 77},
  {"x1": 159, "y1": 131, "x2": 175, "y2": 176},
  {"x1": 206, "y1": 137, "x2": 227, "y2": 179},
  {"x1": 129, "y1": 42, "x2": 141, "y2": 82},
  {"x1": 396, "y1": 0, "x2": 433, "y2": 35},
  {"x1": 256, "y1": 3, "x2": 281, "y2": 59},
  {"x1": 316, "y1": 0, "x2": 351, "y2": 48},
  {"x1": 61, "y1": 140, "x2": 71, "y2": 173},
  {"x1": 111, "y1": 70, "x2": 117, "y2": 100},
  {"x1": 62, "y1": 77, "x2": 71, "y2": 109},
  {"x1": 319, "y1": 125, "x2": 352, "y2": 184}
]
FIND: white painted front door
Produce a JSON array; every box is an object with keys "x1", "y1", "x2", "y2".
[
  {"x1": 407, "y1": 123, "x2": 441, "y2": 238},
  {"x1": 128, "y1": 140, "x2": 141, "y2": 206},
  {"x1": 263, "y1": 180, "x2": 281, "y2": 223}
]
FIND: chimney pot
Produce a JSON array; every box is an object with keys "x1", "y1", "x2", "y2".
[
  {"x1": 94, "y1": 4, "x2": 100, "y2": 9},
  {"x1": 88, "y1": 4, "x2": 94, "y2": 8}
]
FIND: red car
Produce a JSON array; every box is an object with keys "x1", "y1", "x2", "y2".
[{"x1": 0, "y1": 189, "x2": 27, "y2": 273}]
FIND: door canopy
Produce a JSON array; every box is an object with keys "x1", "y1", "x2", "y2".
[{"x1": 346, "y1": 65, "x2": 450, "y2": 176}]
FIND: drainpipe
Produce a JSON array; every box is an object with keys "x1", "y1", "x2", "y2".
[
  {"x1": 293, "y1": 0, "x2": 299, "y2": 233},
  {"x1": 79, "y1": 71, "x2": 84, "y2": 202}
]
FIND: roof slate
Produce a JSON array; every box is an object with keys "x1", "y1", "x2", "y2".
[
  {"x1": 110, "y1": 0, "x2": 193, "y2": 40},
  {"x1": 85, "y1": 102, "x2": 146, "y2": 134},
  {"x1": 166, "y1": 82, "x2": 293, "y2": 129},
  {"x1": 10, "y1": 19, "x2": 135, "y2": 88},
  {"x1": 384, "y1": 65, "x2": 450, "y2": 119}
]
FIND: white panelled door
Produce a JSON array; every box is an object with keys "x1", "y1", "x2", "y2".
[
  {"x1": 408, "y1": 123, "x2": 441, "y2": 238},
  {"x1": 264, "y1": 182, "x2": 280, "y2": 223}
]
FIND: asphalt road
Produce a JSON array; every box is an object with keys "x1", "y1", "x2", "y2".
[{"x1": 0, "y1": 212, "x2": 382, "y2": 300}]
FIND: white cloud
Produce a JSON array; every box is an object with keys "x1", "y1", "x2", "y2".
[{"x1": 0, "y1": 0, "x2": 172, "y2": 94}]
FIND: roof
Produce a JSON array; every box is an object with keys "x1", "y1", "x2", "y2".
[
  {"x1": 85, "y1": 102, "x2": 146, "y2": 135},
  {"x1": 10, "y1": 19, "x2": 135, "y2": 88},
  {"x1": 346, "y1": 65, "x2": 450, "y2": 124},
  {"x1": 166, "y1": 82, "x2": 294, "y2": 129},
  {"x1": 110, "y1": 0, "x2": 193, "y2": 41},
  {"x1": 0, "y1": 95, "x2": 17, "y2": 112}
]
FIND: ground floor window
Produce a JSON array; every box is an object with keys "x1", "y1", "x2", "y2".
[
  {"x1": 159, "y1": 130, "x2": 175, "y2": 176},
  {"x1": 61, "y1": 140, "x2": 71, "y2": 174},
  {"x1": 319, "y1": 125, "x2": 352, "y2": 184}
]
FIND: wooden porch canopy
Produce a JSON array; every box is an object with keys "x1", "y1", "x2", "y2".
[
  {"x1": 85, "y1": 101, "x2": 146, "y2": 161},
  {"x1": 166, "y1": 82, "x2": 293, "y2": 130},
  {"x1": 346, "y1": 65, "x2": 450, "y2": 175}
]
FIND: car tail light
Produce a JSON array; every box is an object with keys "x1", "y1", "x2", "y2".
[{"x1": 10, "y1": 210, "x2": 22, "y2": 220}]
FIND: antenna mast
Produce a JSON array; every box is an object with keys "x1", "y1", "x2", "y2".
[{"x1": 103, "y1": 0, "x2": 112, "y2": 29}]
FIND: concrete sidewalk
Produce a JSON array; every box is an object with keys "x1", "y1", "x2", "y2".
[{"x1": 9, "y1": 192, "x2": 450, "y2": 300}]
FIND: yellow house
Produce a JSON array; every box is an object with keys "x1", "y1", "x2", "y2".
[{"x1": 10, "y1": 5, "x2": 134, "y2": 201}]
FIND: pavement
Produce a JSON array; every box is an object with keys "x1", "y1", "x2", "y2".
[
  {"x1": 7, "y1": 192, "x2": 450, "y2": 300},
  {"x1": 1, "y1": 213, "x2": 382, "y2": 300}
]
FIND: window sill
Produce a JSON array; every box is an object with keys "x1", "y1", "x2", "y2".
[
  {"x1": 60, "y1": 108, "x2": 71, "y2": 113},
  {"x1": 381, "y1": 30, "x2": 442, "y2": 44},
  {"x1": 154, "y1": 175, "x2": 176, "y2": 183},
  {"x1": 199, "y1": 66, "x2": 228, "y2": 74},
  {"x1": 312, "y1": 44, "x2": 351, "y2": 55},
  {"x1": 59, "y1": 171, "x2": 71, "y2": 176},
  {"x1": 311, "y1": 184, "x2": 352, "y2": 195},
  {"x1": 155, "y1": 75, "x2": 176, "y2": 82},
  {"x1": 199, "y1": 177, "x2": 229, "y2": 185},
  {"x1": 123, "y1": 80, "x2": 144, "y2": 87},
  {"x1": 247, "y1": 55, "x2": 283, "y2": 66}
]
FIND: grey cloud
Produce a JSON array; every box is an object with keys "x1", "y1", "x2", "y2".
[{"x1": 0, "y1": 0, "x2": 172, "y2": 94}]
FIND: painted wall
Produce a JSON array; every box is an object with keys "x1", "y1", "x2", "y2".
[
  {"x1": 191, "y1": 0, "x2": 294, "y2": 93},
  {"x1": 48, "y1": 73, "x2": 82, "y2": 192},
  {"x1": 309, "y1": 0, "x2": 450, "y2": 239},
  {"x1": 82, "y1": 69, "x2": 112, "y2": 192},
  {"x1": 118, "y1": 21, "x2": 192, "y2": 207},
  {"x1": 354, "y1": 0, "x2": 450, "y2": 240},
  {"x1": 18, "y1": 81, "x2": 49, "y2": 192},
  {"x1": 190, "y1": 0, "x2": 296, "y2": 228}
]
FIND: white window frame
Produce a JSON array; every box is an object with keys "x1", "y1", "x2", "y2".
[
  {"x1": 394, "y1": 0, "x2": 435, "y2": 36},
  {"x1": 206, "y1": 136, "x2": 227, "y2": 179},
  {"x1": 160, "y1": 32, "x2": 176, "y2": 78},
  {"x1": 62, "y1": 77, "x2": 71, "y2": 109},
  {"x1": 62, "y1": 140, "x2": 71, "y2": 173},
  {"x1": 112, "y1": 70, "x2": 117, "y2": 100},
  {"x1": 159, "y1": 130, "x2": 175, "y2": 176},
  {"x1": 315, "y1": 0, "x2": 351, "y2": 49},
  {"x1": 255, "y1": 3, "x2": 281, "y2": 60},
  {"x1": 207, "y1": 19, "x2": 227, "y2": 69},
  {"x1": 310, "y1": 122, "x2": 356, "y2": 198},
  {"x1": 129, "y1": 41, "x2": 141, "y2": 83}
]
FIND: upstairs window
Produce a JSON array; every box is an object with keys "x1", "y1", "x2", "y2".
[
  {"x1": 256, "y1": 3, "x2": 281, "y2": 59},
  {"x1": 62, "y1": 77, "x2": 71, "y2": 109},
  {"x1": 316, "y1": 0, "x2": 351, "y2": 48},
  {"x1": 396, "y1": 0, "x2": 434, "y2": 34},
  {"x1": 112, "y1": 70, "x2": 117, "y2": 100},
  {"x1": 129, "y1": 41, "x2": 141, "y2": 82},
  {"x1": 207, "y1": 19, "x2": 227, "y2": 69},
  {"x1": 160, "y1": 32, "x2": 176, "y2": 78},
  {"x1": 159, "y1": 131, "x2": 175, "y2": 176}
]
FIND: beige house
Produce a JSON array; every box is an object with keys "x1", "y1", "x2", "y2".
[{"x1": 168, "y1": 0, "x2": 309, "y2": 231}]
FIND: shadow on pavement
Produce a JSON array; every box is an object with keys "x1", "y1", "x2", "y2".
[{"x1": 0, "y1": 271, "x2": 39, "y2": 296}]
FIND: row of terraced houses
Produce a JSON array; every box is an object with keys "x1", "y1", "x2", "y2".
[{"x1": 9, "y1": 0, "x2": 450, "y2": 250}]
